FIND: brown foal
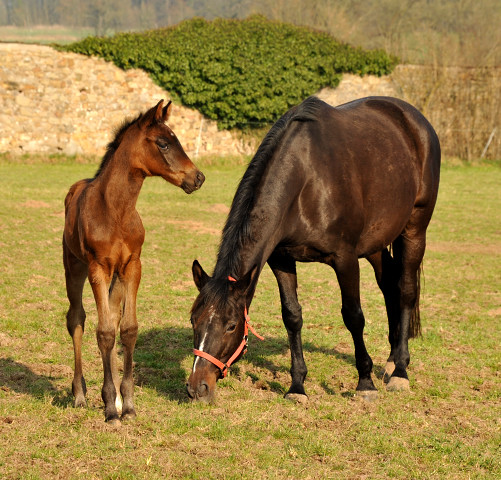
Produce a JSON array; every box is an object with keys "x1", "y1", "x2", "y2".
[{"x1": 63, "y1": 100, "x2": 204, "y2": 423}]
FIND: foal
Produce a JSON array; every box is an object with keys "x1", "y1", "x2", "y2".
[{"x1": 63, "y1": 100, "x2": 204, "y2": 423}]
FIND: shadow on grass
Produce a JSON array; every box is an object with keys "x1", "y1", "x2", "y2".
[
  {"x1": 0, "y1": 357, "x2": 73, "y2": 406},
  {"x1": 135, "y1": 325, "x2": 364, "y2": 401}
]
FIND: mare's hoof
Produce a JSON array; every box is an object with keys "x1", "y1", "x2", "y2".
[
  {"x1": 73, "y1": 396, "x2": 86, "y2": 408},
  {"x1": 383, "y1": 361, "x2": 395, "y2": 383},
  {"x1": 121, "y1": 410, "x2": 137, "y2": 422},
  {"x1": 284, "y1": 393, "x2": 308, "y2": 404},
  {"x1": 106, "y1": 416, "x2": 122, "y2": 427},
  {"x1": 387, "y1": 376, "x2": 410, "y2": 391},
  {"x1": 356, "y1": 390, "x2": 378, "y2": 402}
]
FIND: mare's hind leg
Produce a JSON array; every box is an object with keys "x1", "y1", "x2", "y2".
[
  {"x1": 330, "y1": 252, "x2": 377, "y2": 396},
  {"x1": 366, "y1": 249, "x2": 401, "y2": 381},
  {"x1": 386, "y1": 230, "x2": 426, "y2": 391},
  {"x1": 268, "y1": 252, "x2": 308, "y2": 400},
  {"x1": 63, "y1": 241, "x2": 88, "y2": 408}
]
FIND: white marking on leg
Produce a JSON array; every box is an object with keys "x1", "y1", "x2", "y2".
[{"x1": 115, "y1": 394, "x2": 123, "y2": 415}]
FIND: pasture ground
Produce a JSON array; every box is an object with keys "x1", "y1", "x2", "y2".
[{"x1": 0, "y1": 156, "x2": 499, "y2": 479}]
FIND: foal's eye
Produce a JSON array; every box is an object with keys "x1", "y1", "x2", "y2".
[
  {"x1": 226, "y1": 323, "x2": 237, "y2": 333},
  {"x1": 156, "y1": 139, "x2": 169, "y2": 150}
]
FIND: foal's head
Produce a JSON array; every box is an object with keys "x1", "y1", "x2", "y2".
[
  {"x1": 186, "y1": 261, "x2": 259, "y2": 402},
  {"x1": 127, "y1": 100, "x2": 204, "y2": 193}
]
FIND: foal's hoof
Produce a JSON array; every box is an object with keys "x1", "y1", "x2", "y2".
[
  {"x1": 387, "y1": 376, "x2": 410, "y2": 391},
  {"x1": 284, "y1": 393, "x2": 308, "y2": 404},
  {"x1": 356, "y1": 390, "x2": 378, "y2": 402},
  {"x1": 383, "y1": 361, "x2": 395, "y2": 383}
]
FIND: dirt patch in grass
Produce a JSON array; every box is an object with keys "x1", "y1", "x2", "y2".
[
  {"x1": 166, "y1": 219, "x2": 220, "y2": 236},
  {"x1": 428, "y1": 241, "x2": 501, "y2": 255}
]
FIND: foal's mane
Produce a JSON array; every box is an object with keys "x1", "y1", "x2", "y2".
[
  {"x1": 93, "y1": 113, "x2": 142, "y2": 178},
  {"x1": 210, "y1": 96, "x2": 323, "y2": 285}
]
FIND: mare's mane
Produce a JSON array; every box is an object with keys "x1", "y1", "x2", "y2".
[
  {"x1": 93, "y1": 113, "x2": 142, "y2": 178},
  {"x1": 197, "y1": 96, "x2": 324, "y2": 307}
]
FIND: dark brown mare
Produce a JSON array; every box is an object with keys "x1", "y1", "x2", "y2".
[
  {"x1": 63, "y1": 100, "x2": 204, "y2": 423},
  {"x1": 187, "y1": 96, "x2": 440, "y2": 403}
]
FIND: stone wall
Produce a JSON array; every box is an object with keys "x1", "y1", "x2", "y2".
[{"x1": 0, "y1": 43, "x2": 401, "y2": 158}]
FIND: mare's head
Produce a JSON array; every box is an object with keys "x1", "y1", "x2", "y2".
[
  {"x1": 186, "y1": 260, "x2": 259, "y2": 402},
  {"x1": 129, "y1": 100, "x2": 204, "y2": 193}
]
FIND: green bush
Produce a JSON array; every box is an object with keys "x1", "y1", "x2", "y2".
[{"x1": 59, "y1": 16, "x2": 398, "y2": 129}]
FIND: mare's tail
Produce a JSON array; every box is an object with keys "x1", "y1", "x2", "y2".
[{"x1": 409, "y1": 263, "x2": 423, "y2": 338}]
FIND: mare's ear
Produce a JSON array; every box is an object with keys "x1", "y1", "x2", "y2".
[
  {"x1": 162, "y1": 100, "x2": 172, "y2": 123},
  {"x1": 234, "y1": 264, "x2": 259, "y2": 305},
  {"x1": 192, "y1": 260, "x2": 210, "y2": 291},
  {"x1": 139, "y1": 99, "x2": 164, "y2": 128}
]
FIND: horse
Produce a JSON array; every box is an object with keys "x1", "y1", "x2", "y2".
[
  {"x1": 63, "y1": 100, "x2": 205, "y2": 423},
  {"x1": 187, "y1": 96, "x2": 440, "y2": 403}
]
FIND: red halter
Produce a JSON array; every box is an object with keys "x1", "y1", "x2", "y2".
[{"x1": 192, "y1": 276, "x2": 264, "y2": 378}]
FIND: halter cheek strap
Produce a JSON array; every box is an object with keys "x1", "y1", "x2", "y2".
[{"x1": 192, "y1": 276, "x2": 264, "y2": 378}]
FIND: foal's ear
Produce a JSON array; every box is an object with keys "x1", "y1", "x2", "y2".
[
  {"x1": 139, "y1": 99, "x2": 164, "y2": 128},
  {"x1": 192, "y1": 260, "x2": 210, "y2": 291},
  {"x1": 162, "y1": 100, "x2": 173, "y2": 123}
]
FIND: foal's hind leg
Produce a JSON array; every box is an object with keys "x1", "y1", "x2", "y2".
[
  {"x1": 63, "y1": 242, "x2": 88, "y2": 408},
  {"x1": 268, "y1": 253, "x2": 308, "y2": 401}
]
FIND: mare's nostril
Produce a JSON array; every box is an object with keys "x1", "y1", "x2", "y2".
[
  {"x1": 186, "y1": 383, "x2": 196, "y2": 399},
  {"x1": 197, "y1": 381, "x2": 209, "y2": 397}
]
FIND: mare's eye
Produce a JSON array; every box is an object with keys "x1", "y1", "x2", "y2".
[
  {"x1": 156, "y1": 139, "x2": 169, "y2": 150},
  {"x1": 226, "y1": 323, "x2": 237, "y2": 333}
]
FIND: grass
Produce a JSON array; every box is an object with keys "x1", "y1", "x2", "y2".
[{"x1": 0, "y1": 156, "x2": 500, "y2": 479}]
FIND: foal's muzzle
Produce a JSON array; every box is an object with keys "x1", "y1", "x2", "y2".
[{"x1": 181, "y1": 170, "x2": 205, "y2": 194}]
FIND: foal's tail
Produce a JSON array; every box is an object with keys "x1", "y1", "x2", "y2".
[{"x1": 409, "y1": 263, "x2": 423, "y2": 338}]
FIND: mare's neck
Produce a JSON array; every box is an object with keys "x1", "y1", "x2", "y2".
[{"x1": 214, "y1": 162, "x2": 296, "y2": 286}]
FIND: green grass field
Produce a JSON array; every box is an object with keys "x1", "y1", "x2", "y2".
[{"x1": 0, "y1": 157, "x2": 499, "y2": 479}]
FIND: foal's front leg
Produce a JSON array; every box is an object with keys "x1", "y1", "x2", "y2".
[
  {"x1": 89, "y1": 262, "x2": 120, "y2": 424},
  {"x1": 119, "y1": 257, "x2": 141, "y2": 420},
  {"x1": 268, "y1": 254, "x2": 308, "y2": 400}
]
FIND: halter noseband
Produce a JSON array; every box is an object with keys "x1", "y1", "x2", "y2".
[{"x1": 192, "y1": 276, "x2": 264, "y2": 378}]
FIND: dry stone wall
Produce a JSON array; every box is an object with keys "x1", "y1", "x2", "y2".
[{"x1": 0, "y1": 43, "x2": 400, "y2": 158}]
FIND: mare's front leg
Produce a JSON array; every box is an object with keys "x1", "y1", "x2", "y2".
[
  {"x1": 268, "y1": 253, "x2": 308, "y2": 400},
  {"x1": 89, "y1": 262, "x2": 120, "y2": 424},
  {"x1": 119, "y1": 257, "x2": 141, "y2": 420},
  {"x1": 330, "y1": 253, "x2": 377, "y2": 396}
]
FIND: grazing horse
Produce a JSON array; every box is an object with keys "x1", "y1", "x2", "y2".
[
  {"x1": 63, "y1": 100, "x2": 204, "y2": 423},
  {"x1": 187, "y1": 96, "x2": 440, "y2": 403}
]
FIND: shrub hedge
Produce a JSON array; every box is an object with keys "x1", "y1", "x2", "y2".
[{"x1": 59, "y1": 16, "x2": 398, "y2": 130}]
